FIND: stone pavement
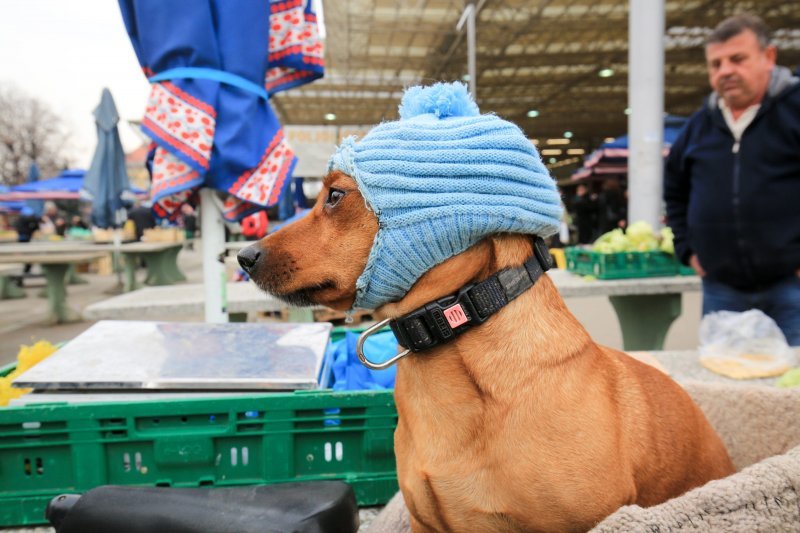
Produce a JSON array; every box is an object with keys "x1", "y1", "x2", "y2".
[{"x1": 0, "y1": 242, "x2": 705, "y2": 367}]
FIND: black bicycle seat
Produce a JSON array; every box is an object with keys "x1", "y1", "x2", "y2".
[{"x1": 46, "y1": 481, "x2": 358, "y2": 533}]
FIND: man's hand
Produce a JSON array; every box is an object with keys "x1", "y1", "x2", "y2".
[{"x1": 690, "y1": 254, "x2": 706, "y2": 277}]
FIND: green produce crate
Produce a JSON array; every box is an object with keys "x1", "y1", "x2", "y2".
[
  {"x1": 676, "y1": 262, "x2": 696, "y2": 276},
  {"x1": 565, "y1": 247, "x2": 679, "y2": 279},
  {"x1": 0, "y1": 388, "x2": 398, "y2": 527}
]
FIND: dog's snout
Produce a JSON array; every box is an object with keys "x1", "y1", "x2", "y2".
[{"x1": 237, "y1": 245, "x2": 262, "y2": 274}]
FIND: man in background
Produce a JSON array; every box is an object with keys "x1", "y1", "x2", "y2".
[
  {"x1": 664, "y1": 13, "x2": 800, "y2": 345},
  {"x1": 15, "y1": 207, "x2": 39, "y2": 243},
  {"x1": 571, "y1": 184, "x2": 598, "y2": 244},
  {"x1": 127, "y1": 200, "x2": 156, "y2": 242}
]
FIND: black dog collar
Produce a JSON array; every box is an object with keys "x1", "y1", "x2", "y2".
[{"x1": 356, "y1": 237, "x2": 553, "y2": 370}]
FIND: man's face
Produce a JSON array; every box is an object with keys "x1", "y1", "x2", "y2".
[{"x1": 705, "y1": 29, "x2": 776, "y2": 111}]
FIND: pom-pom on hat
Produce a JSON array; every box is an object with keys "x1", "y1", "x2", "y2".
[{"x1": 328, "y1": 82, "x2": 563, "y2": 310}]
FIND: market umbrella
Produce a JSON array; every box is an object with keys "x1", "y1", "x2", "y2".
[
  {"x1": 81, "y1": 88, "x2": 133, "y2": 228},
  {"x1": 0, "y1": 170, "x2": 85, "y2": 201},
  {"x1": 0, "y1": 170, "x2": 146, "y2": 201},
  {"x1": 26, "y1": 163, "x2": 43, "y2": 217},
  {"x1": 118, "y1": 0, "x2": 323, "y2": 321}
]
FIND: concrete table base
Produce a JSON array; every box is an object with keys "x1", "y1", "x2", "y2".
[
  {"x1": 119, "y1": 248, "x2": 187, "y2": 291},
  {"x1": 41, "y1": 264, "x2": 83, "y2": 325},
  {"x1": 66, "y1": 264, "x2": 89, "y2": 285},
  {"x1": 163, "y1": 246, "x2": 187, "y2": 282},
  {"x1": 0, "y1": 275, "x2": 25, "y2": 299},
  {"x1": 610, "y1": 293, "x2": 682, "y2": 351},
  {"x1": 122, "y1": 254, "x2": 142, "y2": 292},
  {"x1": 0, "y1": 252, "x2": 106, "y2": 324},
  {"x1": 139, "y1": 250, "x2": 186, "y2": 287}
]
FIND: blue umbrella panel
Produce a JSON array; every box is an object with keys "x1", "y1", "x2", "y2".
[{"x1": 118, "y1": 0, "x2": 324, "y2": 221}]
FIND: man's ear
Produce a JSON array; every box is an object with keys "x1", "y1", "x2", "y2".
[{"x1": 764, "y1": 44, "x2": 777, "y2": 66}]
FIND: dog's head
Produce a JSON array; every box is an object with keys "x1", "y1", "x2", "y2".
[
  {"x1": 239, "y1": 82, "x2": 563, "y2": 311},
  {"x1": 238, "y1": 170, "x2": 377, "y2": 310}
]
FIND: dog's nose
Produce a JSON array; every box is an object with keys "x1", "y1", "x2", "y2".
[{"x1": 237, "y1": 245, "x2": 262, "y2": 274}]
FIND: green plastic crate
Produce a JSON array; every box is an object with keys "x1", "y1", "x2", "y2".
[
  {"x1": 676, "y1": 262, "x2": 696, "y2": 276},
  {"x1": 565, "y1": 247, "x2": 678, "y2": 279},
  {"x1": 0, "y1": 388, "x2": 398, "y2": 527}
]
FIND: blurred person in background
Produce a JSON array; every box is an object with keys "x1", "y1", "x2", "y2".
[
  {"x1": 571, "y1": 183, "x2": 598, "y2": 244},
  {"x1": 15, "y1": 206, "x2": 40, "y2": 278},
  {"x1": 127, "y1": 200, "x2": 156, "y2": 241},
  {"x1": 596, "y1": 179, "x2": 626, "y2": 234},
  {"x1": 16, "y1": 206, "x2": 40, "y2": 244},
  {"x1": 38, "y1": 201, "x2": 65, "y2": 237},
  {"x1": 70, "y1": 215, "x2": 89, "y2": 230},
  {"x1": 664, "y1": 13, "x2": 800, "y2": 345}
]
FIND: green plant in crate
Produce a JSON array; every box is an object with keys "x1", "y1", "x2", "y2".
[
  {"x1": 592, "y1": 222, "x2": 663, "y2": 254},
  {"x1": 567, "y1": 222, "x2": 682, "y2": 279}
]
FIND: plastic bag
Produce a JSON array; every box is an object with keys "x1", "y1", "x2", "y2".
[{"x1": 699, "y1": 310, "x2": 797, "y2": 379}]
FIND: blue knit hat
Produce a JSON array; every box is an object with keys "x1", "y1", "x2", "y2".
[{"x1": 328, "y1": 82, "x2": 562, "y2": 310}]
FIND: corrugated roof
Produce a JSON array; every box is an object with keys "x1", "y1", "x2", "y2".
[{"x1": 273, "y1": 0, "x2": 800, "y2": 174}]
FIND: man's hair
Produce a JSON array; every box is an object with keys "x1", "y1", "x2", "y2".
[{"x1": 706, "y1": 13, "x2": 772, "y2": 48}]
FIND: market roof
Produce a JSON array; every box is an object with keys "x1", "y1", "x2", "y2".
[{"x1": 272, "y1": 0, "x2": 800, "y2": 172}]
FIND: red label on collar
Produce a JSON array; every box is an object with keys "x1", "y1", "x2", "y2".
[{"x1": 444, "y1": 303, "x2": 468, "y2": 328}]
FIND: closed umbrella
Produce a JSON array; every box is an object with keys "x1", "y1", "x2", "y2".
[
  {"x1": 118, "y1": 0, "x2": 324, "y2": 322},
  {"x1": 81, "y1": 88, "x2": 133, "y2": 228}
]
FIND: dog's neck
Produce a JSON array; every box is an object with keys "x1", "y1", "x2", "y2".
[{"x1": 378, "y1": 234, "x2": 591, "y2": 370}]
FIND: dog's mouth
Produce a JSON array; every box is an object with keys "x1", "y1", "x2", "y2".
[{"x1": 265, "y1": 280, "x2": 338, "y2": 307}]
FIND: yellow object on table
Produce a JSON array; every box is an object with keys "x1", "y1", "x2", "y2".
[
  {"x1": 0, "y1": 340, "x2": 58, "y2": 406},
  {"x1": 549, "y1": 248, "x2": 566, "y2": 269},
  {"x1": 93, "y1": 224, "x2": 136, "y2": 243},
  {"x1": 142, "y1": 227, "x2": 185, "y2": 242},
  {"x1": 700, "y1": 353, "x2": 793, "y2": 379}
]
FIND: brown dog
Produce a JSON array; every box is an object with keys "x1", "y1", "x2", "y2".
[{"x1": 239, "y1": 170, "x2": 735, "y2": 532}]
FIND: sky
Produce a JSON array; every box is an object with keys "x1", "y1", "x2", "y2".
[{"x1": 0, "y1": 0, "x2": 152, "y2": 171}]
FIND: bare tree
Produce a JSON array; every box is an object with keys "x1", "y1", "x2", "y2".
[{"x1": 0, "y1": 83, "x2": 74, "y2": 186}]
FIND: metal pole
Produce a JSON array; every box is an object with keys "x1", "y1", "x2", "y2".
[
  {"x1": 200, "y1": 188, "x2": 228, "y2": 323},
  {"x1": 628, "y1": 0, "x2": 664, "y2": 229},
  {"x1": 457, "y1": 2, "x2": 477, "y2": 98},
  {"x1": 467, "y1": 3, "x2": 476, "y2": 98}
]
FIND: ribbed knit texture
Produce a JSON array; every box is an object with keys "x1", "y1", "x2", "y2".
[{"x1": 328, "y1": 82, "x2": 562, "y2": 310}]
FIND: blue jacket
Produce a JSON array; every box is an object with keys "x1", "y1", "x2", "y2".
[{"x1": 664, "y1": 66, "x2": 800, "y2": 290}]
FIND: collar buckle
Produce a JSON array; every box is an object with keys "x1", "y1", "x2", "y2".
[{"x1": 389, "y1": 282, "x2": 486, "y2": 354}]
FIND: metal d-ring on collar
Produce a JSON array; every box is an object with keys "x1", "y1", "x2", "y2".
[
  {"x1": 356, "y1": 319, "x2": 412, "y2": 370},
  {"x1": 355, "y1": 236, "x2": 553, "y2": 371}
]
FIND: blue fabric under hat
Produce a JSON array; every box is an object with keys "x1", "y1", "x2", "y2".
[{"x1": 329, "y1": 82, "x2": 562, "y2": 310}]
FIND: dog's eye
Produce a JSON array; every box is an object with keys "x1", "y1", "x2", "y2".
[{"x1": 326, "y1": 188, "x2": 345, "y2": 208}]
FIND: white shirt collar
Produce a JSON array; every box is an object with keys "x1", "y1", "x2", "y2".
[{"x1": 718, "y1": 99, "x2": 760, "y2": 142}]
